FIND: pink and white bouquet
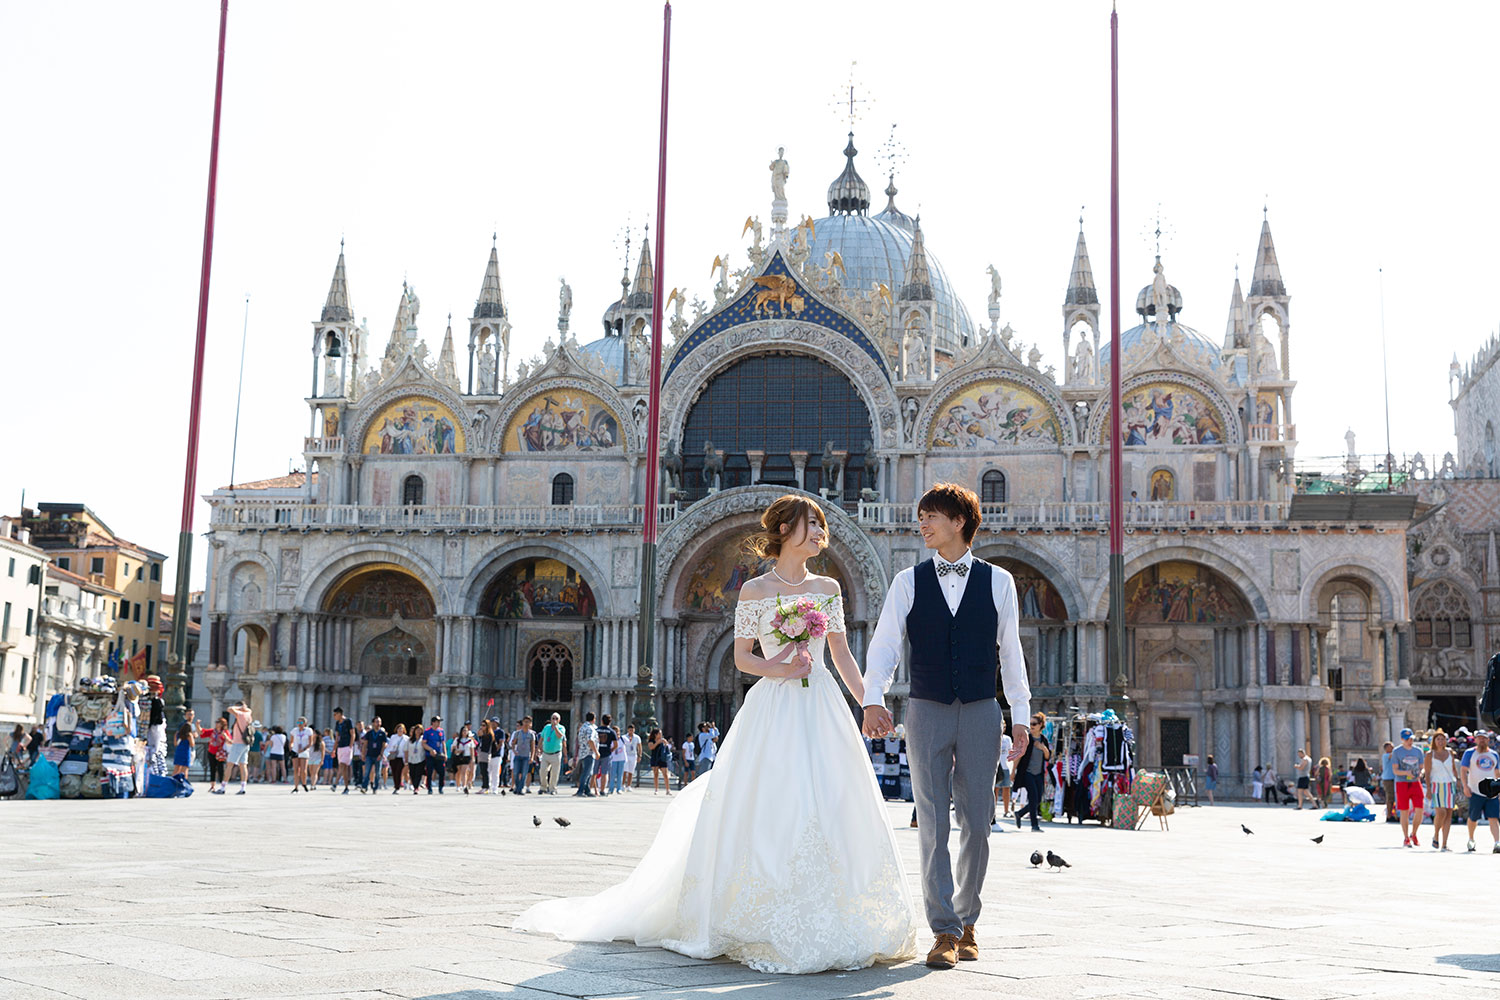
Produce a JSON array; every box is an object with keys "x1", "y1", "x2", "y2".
[{"x1": 770, "y1": 594, "x2": 835, "y2": 687}]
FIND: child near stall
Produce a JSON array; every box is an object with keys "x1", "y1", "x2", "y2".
[{"x1": 172, "y1": 722, "x2": 195, "y2": 779}]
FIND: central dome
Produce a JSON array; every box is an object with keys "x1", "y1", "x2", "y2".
[{"x1": 806, "y1": 137, "x2": 974, "y2": 351}]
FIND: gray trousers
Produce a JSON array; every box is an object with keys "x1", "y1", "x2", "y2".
[{"x1": 906, "y1": 697, "x2": 1003, "y2": 936}]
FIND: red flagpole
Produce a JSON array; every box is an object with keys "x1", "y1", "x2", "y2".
[
  {"x1": 1107, "y1": 4, "x2": 1129, "y2": 704},
  {"x1": 633, "y1": 1, "x2": 672, "y2": 733},
  {"x1": 167, "y1": 0, "x2": 229, "y2": 722}
]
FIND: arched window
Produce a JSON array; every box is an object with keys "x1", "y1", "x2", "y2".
[
  {"x1": 680, "y1": 354, "x2": 875, "y2": 499},
  {"x1": 980, "y1": 469, "x2": 1007, "y2": 504},
  {"x1": 401, "y1": 474, "x2": 424, "y2": 506},
  {"x1": 551, "y1": 473, "x2": 575, "y2": 505},
  {"x1": 528, "y1": 642, "x2": 574, "y2": 702},
  {"x1": 1413, "y1": 581, "x2": 1472, "y2": 649}
]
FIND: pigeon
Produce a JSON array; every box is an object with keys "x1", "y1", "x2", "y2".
[
  {"x1": 532, "y1": 815, "x2": 541, "y2": 827},
  {"x1": 1029, "y1": 850, "x2": 1044, "y2": 867},
  {"x1": 554, "y1": 817, "x2": 571, "y2": 828},
  {"x1": 1310, "y1": 835, "x2": 1324, "y2": 844},
  {"x1": 1045, "y1": 850, "x2": 1070, "y2": 871},
  {"x1": 1241, "y1": 824, "x2": 1254, "y2": 835}
]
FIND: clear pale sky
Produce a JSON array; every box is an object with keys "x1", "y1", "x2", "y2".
[{"x1": 4, "y1": 1, "x2": 1496, "y2": 583}]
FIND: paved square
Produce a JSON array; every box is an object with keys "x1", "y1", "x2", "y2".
[{"x1": 0, "y1": 787, "x2": 1494, "y2": 999}]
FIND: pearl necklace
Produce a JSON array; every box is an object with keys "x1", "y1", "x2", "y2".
[{"x1": 770, "y1": 565, "x2": 807, "y2": 587}]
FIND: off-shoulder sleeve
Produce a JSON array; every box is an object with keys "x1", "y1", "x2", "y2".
[
  {"x1": 734, "y1": 599, "x2": 763, "y2": 639},
  {"x1": 827, "y1": 595, "x2": 847, "y2": 634}
]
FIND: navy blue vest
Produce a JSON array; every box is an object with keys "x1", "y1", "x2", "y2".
[{"x1": 906, "y1": 558, "x2": 999, "y2": 705}]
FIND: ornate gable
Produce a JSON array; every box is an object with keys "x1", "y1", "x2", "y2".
[{"x1": 665, "y1": 251, "x2": 890, "y2": 381}]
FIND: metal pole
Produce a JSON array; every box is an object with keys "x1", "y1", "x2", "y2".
[
  {"x1": 632, "y1": 1, "x2": 671, "y2": 736},
  {"x1": 1107, "y1": 4, "x2": 1130, "y2": 714},
  {"x1": 167, "y1": 0, "x2": 229, "y2": 725}
]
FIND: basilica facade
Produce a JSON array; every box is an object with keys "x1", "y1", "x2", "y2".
[{"x1": 195, "y1": 134, "x2": 1415, "y2": 792}]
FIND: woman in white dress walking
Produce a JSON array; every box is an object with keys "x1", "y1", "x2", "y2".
[{"x1": 516, "y1": 495, "x2": 918, "y2": 973}]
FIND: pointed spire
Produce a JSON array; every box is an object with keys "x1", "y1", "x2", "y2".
[
  {"x1": 474, "y1": 237, "x2": 505, "y2": 319},
  {"x1": 1249, "y1": 212, "x2": 1286, "y2": 297},
  {"x1": 826, "y1": 132, "x2": 871, "y2": 215},
  {"x1": 874, "y1": 172, "x2": 915, "y2": 232},
  {"x1": 1224, "y1": 268, "x2": 1248, "y2": 350},
  {"x1": 628, "y1": 233, "x2": 654, "y2": 307},
  {"x1": 438, "y1": 313, "x2": 458, "y2": 387},
  {"x1": 898, "y1": 216, "x2": 934, "y2": 301},
  {"x1": 1064, "y1": 222, "x2": 1098, "y2": 307},
  {"x1": 321, "y1": 241, "x2": 352, "y2": 322}
]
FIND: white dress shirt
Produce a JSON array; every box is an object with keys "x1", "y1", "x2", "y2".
[{"x1": 863, "y1": 548, "x2": 1031, "y2": 725}]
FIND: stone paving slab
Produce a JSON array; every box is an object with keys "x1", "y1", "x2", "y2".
[{"x1": 1, "y1": 788, "x2": 1495, "y2": 999}]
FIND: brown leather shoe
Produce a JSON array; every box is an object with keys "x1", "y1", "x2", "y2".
[
  {"x1": 926, "y1": 933, "x2": 960, "y2": 969},
  {"x1": 957, "y1": 924, "x2": 978, "y2": 961}
]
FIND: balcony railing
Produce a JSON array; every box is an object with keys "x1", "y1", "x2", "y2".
[
  {"x1": 211, "y1": 501, "x2": 680, "y2": 531},
  {"x1": 40, "y1": 596, "x2": 109, "y2": 630},
  {"x1": 1248, "y1": 423, "x2": 1297, "y2": 443},
  {"x1": 855, "y1": 500, "x2": 1294, "y2": 528},
  {"x1": 304, "y1": 436, "x2": 345, "y2": 454}
]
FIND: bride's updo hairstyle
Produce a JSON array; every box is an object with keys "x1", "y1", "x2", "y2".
[{"x1": 747, "y1": 494, "x2": 828, "y2": 559}]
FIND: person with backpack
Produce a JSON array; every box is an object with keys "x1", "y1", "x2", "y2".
[
  {"x1": 225, "y1": 701, "x2": 253, "y2": 795},
  {"x1": 422, "y1": 717, "x2": 447, "y2": 794},
  {"x1": 594, "y1": 715, "x2": 618, "y2": 796}
]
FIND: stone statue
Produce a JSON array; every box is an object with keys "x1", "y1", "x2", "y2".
[
  {"x1": 820, "y1": 441, "x2": 840, "y2": 493},
  {"x1": 742, "y1": 216, "x2": 763, "y2": 253},
  {"x1": 770, "y1": 146, "x2": 789, "y2": 201},
  {"x1": 323, "y1": 355, "x2": 341, "y2": 395},
  {"x1": 1071, "y1": 337, "x2": 1095, "y2": 383},
  {"x1": 661, "y1": 438, "x2": 683, "y2": 492},
  {"x1": 712, "y1": 255, "x2": 730, "y2": 306},
  {"x1": 1027, "y1": 345, "x2": 1043, "y2": 370},
  {"x1": 902, "y1": 396, "x2": 919, "y2": 442},
  {"x1": 701, "y1": 440, "x2": 724, "y2": 491},
  {"x1": 691, "y1": 296, "x2": 706, "y2": 323},
  {"x1": 986, "y1": 264, "x2": 1002, "y2": 309},
  {"x1": 558, "y1": 277, "x2": 573, "y2": 331},
  {"x1": 478, "y1": 342, "x2": 497, "y2": 391}
]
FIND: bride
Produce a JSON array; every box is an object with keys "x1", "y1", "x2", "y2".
[{"x1": 515, "y1": 494, "x2": 918, "y2": 973}]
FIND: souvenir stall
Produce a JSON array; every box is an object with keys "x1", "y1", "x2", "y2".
[
  {"x1": 1054, "y1": 709, "x2": 1136, "y2": 826},
  {"x1": 30, "y1": 676, "x2": 177, "y2": 799},
  {"x1": 867, "y1": 726, "x2": 912, "y2": 801}
]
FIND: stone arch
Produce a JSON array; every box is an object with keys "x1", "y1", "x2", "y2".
[
  {"x1": 230, "y1": 621, "x2": 271, "y2": 675},
  {"x1": 346, "y1": 364, "x2": 472, "y2": 457},
  {"x1": 217, "y1": 552, "x2": 278, "y2": 613},
  {"x1": 918, "y1": 366, "x2": 1076, "y2": 450},
  {"x1": 655, "y1": 485, "x2": 888, "y2": 618},
  {"x1": 971, "y1": 542, "x2": 1086, "y2": 621},
  {"x1": 489, "y1": 374, "x2": 640, "y2": 456},
  {"x1": 659, "y1": 324, "x2": 901, "y2": 451},
  {"x1": 460, "y1": 541, "x2": 614, "y2": 618},
  {"x1": 1089, "y1": 543, "x2": 1269, "y2": 620},
  {"x1": 296, "y1": 543, "x2": 450, "y2": 617},
  {"x1": 1086, "y1": 370, "x2": 1242, "y2": 447},
  {"x1": 1299, "y1": 556, "x2": 1402, "y2": 621},
  {"x1": 1140, "y1": 642, "x2": 1208, "y2": 693}
]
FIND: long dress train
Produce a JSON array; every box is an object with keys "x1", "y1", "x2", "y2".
[{"x1": 514, "y1": 593, "x2": 918, "y2": 974}]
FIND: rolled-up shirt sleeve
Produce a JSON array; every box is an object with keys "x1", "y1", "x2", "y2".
[
  {"x1": 862, "y1": 569, "x2": 914, "y2": 708},
  {"x1": 993, "y1": 569, "x2": 1031, "y2": 726}
]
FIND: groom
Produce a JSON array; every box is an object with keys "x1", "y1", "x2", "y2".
[{"x1": 862, "y1": 482, "x2": 1030, "y2": 969}]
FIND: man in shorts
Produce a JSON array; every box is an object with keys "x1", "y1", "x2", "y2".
[
  {"x1": 225, "y1": 700, "x2": 253, "y2": 795},
  {"x1": 1460, "y1": 730, "x2": 1500, "y2": 853},
  {"x1": 332, "y1": 707, "x2": 355, "y2": 794},
  {"x1": 1293, "y1": 748, "x2": 1313, "y2": 810},
  {"x1": 1390, "y1": 729, "x2": 1426, "y2": 847}
]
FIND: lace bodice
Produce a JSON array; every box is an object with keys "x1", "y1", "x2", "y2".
[{"x1": 734, "y1": 593, "x2": 846, "y2": 646}]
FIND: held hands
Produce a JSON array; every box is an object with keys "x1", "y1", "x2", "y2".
[
  {"x1": 1007, "y1": 723, "x2": 1029, "y2": 763},
  {"x1": 861, "y1": 705, "x2": 894, "y2": 739}
]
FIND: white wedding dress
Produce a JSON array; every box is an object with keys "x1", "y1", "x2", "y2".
[{"x1": 514, "y1": 593, "x2": 918, "y2": 974}]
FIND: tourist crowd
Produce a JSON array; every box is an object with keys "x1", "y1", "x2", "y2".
[{"x1": 135, "y1": 703, "x2": 724, "y2": 798}]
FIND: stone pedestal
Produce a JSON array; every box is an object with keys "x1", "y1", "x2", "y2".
[
  {"x1": 746, "y1": 450, "x2": 765, "y2": 485},
  {"x1": 790, "y1": 451, "x2": 809, "y2": 491}
]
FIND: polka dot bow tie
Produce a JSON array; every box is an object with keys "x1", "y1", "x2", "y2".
[{"x1": 937, "y1": 560, "x2": 969, "y2": 577}]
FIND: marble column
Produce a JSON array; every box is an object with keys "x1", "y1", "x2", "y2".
[
  {"x1": 790, "y1": 451, "x2": 809, "y2": 490},
  {"x1": 746, "y1": 450, "x2": 765, "y2": 484}
]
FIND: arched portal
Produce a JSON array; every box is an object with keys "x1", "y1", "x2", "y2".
[
  {"x1": 1123, "y1": 560, "x2": 1253, "y2": 769},
  {"x1": 526, "y1": 640, "x2": 575, "y2": 735},
  {"x1": 231, "y1": 623, "x2": 270, "y2": 675},
  {"x1": 318, "y1": 566, "x2": 437, "y2": 684}
]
